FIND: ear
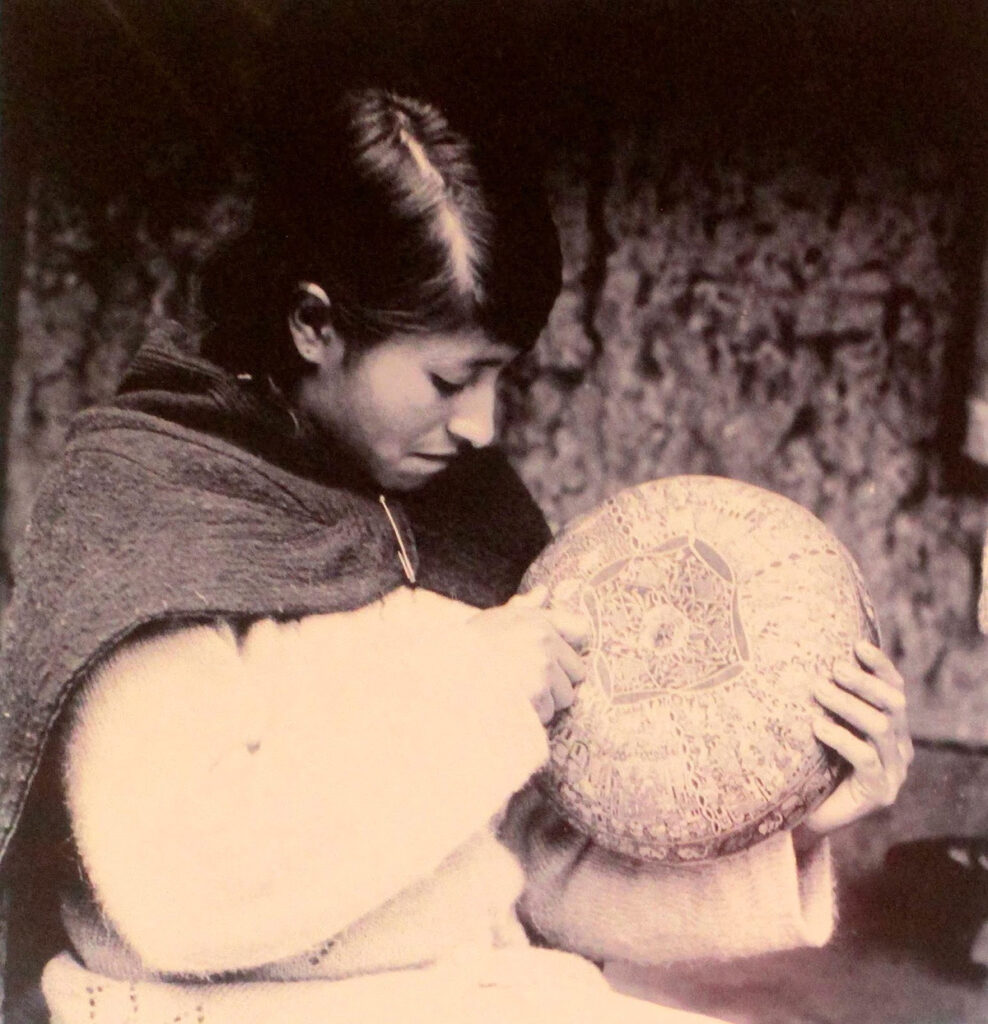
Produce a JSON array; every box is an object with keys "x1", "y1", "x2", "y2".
[{"x1": 288, "y1": 281, "x2": 339, "y2": 367}]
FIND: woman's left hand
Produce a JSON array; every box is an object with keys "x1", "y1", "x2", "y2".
[{"x1": 800, "y1": 640, "x2": 914, "y2": 837}]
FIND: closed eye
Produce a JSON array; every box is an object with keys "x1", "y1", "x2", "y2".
[{"x1": 430, "y1": 373, "x2": 470, "y2": 397}]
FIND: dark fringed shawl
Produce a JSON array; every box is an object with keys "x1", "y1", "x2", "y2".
[{"x1": 0, "y1": 330, "x2": 551, "y2": 870}]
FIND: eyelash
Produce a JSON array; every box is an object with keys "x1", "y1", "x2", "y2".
[{"x1": 430, "y1": 374, "x2": 469, "y2": 397}]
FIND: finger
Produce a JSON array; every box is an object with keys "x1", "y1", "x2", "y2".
[
  {"x1": 831, "y1": 660, "x2": 908, "y2": 717},
  {"x1": 832, "y1": 657, "x2": 912, "y2": 759},
  {"x1": 547, "y1": 664, "x2": 576, "y2": 715},
  {"x1": 801, "y1": 777, "x2": 866, "y2": 835},
  {"x1": 852, "y1": 641, "x2": 905, "y2": 690},
  {"x1": 512, "y1": 584, "x2": 549, "y2": 609},
  {"x1": 813, "y1": 680, "x2": 899, "y2": 766},
  {"x1": 812, "y1": 715, "x2": 885, "y2": 779},
  {"x1": 543, "y1": 607, "x2": 591, "y2": 650},
  {"x1": 550, "y1": 633, "x2": 587, "y2": 686},
  {"x1": 899, "y1": 730, "x2": 916, "y2": 766},
  {"x1": 814, "y1": 716, "x2": 905, "y2": 811},
  {"x1": 532, "y1": 688, "x2": 555, "y2": 726},
  {"x1": 554, "y1": 578, "x2": 583, "y2": 603}
]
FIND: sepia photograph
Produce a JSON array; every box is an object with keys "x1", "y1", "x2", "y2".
[{"x1": 0, "y1": 1, "x2": 986, "y2": 1021}]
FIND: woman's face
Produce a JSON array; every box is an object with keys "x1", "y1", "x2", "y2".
[{"x1": 295, "y1": 328, "x2": 520, "y2": 491}]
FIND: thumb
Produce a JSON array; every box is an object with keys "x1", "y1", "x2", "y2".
[{"x1": 511, "y1": 583, "x2": 549, "y2": 608}]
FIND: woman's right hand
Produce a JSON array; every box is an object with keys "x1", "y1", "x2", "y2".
[{"x1": 466, "y1": 586, "x2": 590, "y2": 725}]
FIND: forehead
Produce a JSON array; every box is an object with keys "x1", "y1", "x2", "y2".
[{"x1": 385, "y1": 329, "x2": 519, "y2": 368}]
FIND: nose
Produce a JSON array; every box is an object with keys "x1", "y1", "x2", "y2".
[{"x1": 447, "y1": 378, "x2": 498, "y2": 449}]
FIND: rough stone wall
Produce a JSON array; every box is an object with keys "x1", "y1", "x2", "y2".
[{"x1": 4, "y1": 130, "x2": 986, "y2": 744}]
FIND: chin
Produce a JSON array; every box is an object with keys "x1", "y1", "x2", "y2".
[
  {"x1": 376, "y1": 467, "x2": 435, "y2": 492},
  {"x1": 387, "y1": 458, "x2": 460, "y2": 492}
]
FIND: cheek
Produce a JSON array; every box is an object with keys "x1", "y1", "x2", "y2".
[
  {"x1": 366, "y1": 373, "x2": 443, "y2": 441},
  {"x1": 400, "y1": 397, "x2": 448, "y2": 438}
]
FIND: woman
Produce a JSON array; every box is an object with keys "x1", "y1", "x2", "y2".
[{"x1": 0, "y1": 88, "x2": 910, "y2": 1023}]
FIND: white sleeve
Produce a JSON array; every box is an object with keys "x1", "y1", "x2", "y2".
[
  {"x1": 64, "y1": 588, "x2": 548, "y2": 977},
  {"x1": 501, "y1": 784, "x2": 835, "y2": 967}
]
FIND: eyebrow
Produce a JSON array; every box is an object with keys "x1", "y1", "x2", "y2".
[
  {"x1": 432, "y1": 355, "x2": 514, "y2": 374},
  {"x1": 469, "y1": 356, "x2": 514, "y2": 369}
]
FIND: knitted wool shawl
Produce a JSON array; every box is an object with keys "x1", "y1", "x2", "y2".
[{"x1": 0, "y1": 329, "x2": 551, "y2": 872}]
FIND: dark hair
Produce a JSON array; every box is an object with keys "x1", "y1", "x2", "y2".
[{"x1": 198, "y1": 87, "x2": 561, "y2": 389}]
